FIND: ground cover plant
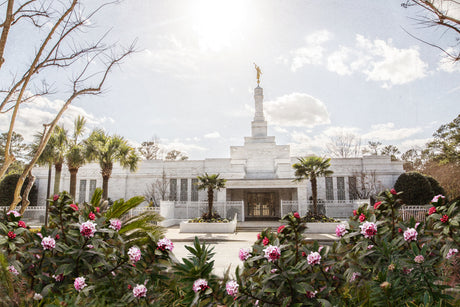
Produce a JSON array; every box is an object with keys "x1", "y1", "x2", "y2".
[{"x1": 0, "y1": 188, "x2": 458, "y2": 306}]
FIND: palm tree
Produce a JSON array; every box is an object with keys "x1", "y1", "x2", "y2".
[
  {"x1": 66, "y1": 116, "x2": 87, "y2": 198},
  {"x1": 48, "y1": 125, "x2": 68, "y2": 195},
  {"x1": 85, "y1": 129, "x2": 140, "y2": 200},
  {"x1": 196, "y1": 173, "x2": 226, "y2": 219},
  {"x1": 292, "y1": 156, "x2": 333, "y2": 216}
]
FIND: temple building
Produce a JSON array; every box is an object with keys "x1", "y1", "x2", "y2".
[{"x1": 33, "y1": 80, "x2": 404, "y2": 222}]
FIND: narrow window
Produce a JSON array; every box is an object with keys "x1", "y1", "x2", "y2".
[
  {"x1": 180, "y1": 179, "x2": 188, "y2": 201},
  {"x1": 348, "y1": 176, "x2": 357, "y2": 200},
  {"x1": 78, "y1": 180, "x2": 87, "y2": 203},
  {"x1": 325, "y1": 177, "x2": 334, "y2": 200},
  {"x1": 169, "y1": 179, "x2": 177, "y2": 201},
  {"x1": 337, "y1": 177, "x2": 345, "y2": 200},
  {"x1": 191, "y1": 178, "x2": 198, "y2": 201}
]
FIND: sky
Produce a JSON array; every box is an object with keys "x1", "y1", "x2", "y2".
[{"x1": 1, "y1": 0, "x2": 460, "y2": 160}]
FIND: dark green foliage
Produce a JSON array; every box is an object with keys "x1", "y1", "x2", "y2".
[
  {"x1": 425, "y1": 175, "x2": 446, "y2": 197},
  {"x1": 394, "y1": 172, "x2": 433, "y2": 205},
  {"x1": 0, "y1": 174, "x2": 38, "y2": 206}
]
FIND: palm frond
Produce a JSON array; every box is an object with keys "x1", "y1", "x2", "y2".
[{"x1": 105, "y1": 196, "x2": 145, "y2": 220}]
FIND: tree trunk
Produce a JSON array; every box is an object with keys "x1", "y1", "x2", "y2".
[
  {"x1": 19, "y1": 171, "x2": 35, "y2": 215},
  {"x1": 69, "y1": 167, "x2": 78, "y2": 199},
  {"x1": 45, "y1": 163, "x2": 52, "y2": 226},
  {"x1": 53, "y1": 163, "x2": 62, "y2": 195},
  {"x1": 101, "y1": 164, "x2": 112, "y2": 200},
  {"x1": 207, "y1": 187, "x2": 214, "y2": 217},
  {"x1": 0, "y1": 153, "x2": 15, "y2": 180},
  {"x1": 311, "y1": 176, "x2": 318, "y2": 215}
]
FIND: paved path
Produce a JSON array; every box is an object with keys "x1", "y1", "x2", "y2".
[{"x1": 165, "y1": 227, "x2": 337, "y2": 277}]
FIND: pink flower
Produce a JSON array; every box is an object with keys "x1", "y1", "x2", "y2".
[
  {"x1": 262, "y1": 237, "x2": 269, "y2": 246},
  {"x1": 8, "y1": 231, "x2": 16, "y2": 240},
  {"x1": 257, "y1": 233, "x2": 261, "y2": 240},
  {"x1": 367, "y1": 245, "x2": 374, "y2": 250},
  {"x1": 109, "y1": 219, "x2": 122, "y2": 231},
  {"x1": 390, "y1": 189, "x2": 397, "y2": 195},
  {"x1": 270, "y1": 268, "x2": 278, "y2": 273},
  {"x1": 53, "y1": 274, "x2": 64, "y2": 282},
  {"x1": 6, "y1": 210, "x2": 21, "y2": 217},
  {"x1": 293, "y1": 212, "x2": 300, "y2": 219},
  {"x1": 350, "y1": 272, "x2": 361, "y2": 282},
  {"x1": 95, "y1": 207, "x2": 100, "y2": 213},
  {"x1": 431, "y1": 194, "x2": 445, "y2": 203},
  {"x1": 263, "y1": 245, "x2": 281, "y2": 262},
  {"x1": 157, "y1": 238, "x2": 174, "y2": 251},
  {"x1": 80, "y1": 221, "x2": 97, "y2": 238},
  {"x1": 226, "y1": 280, "x2": 239, "y2": 296},
  {"x1": 360, "y1": 222, "x2": 377, "y2": 238},
  {"x1": 307, "y1": 251, "x2": 321, "y2": 265},
  {"x1": 8, "y1": 265, "x2": 19, "y2": 275},
  {"x1": 373, "y1": 201, "x2": 382, "y2": 210},
  {"x1": 70, "y1": 204, "x2": 79, "y2": 211},
  {"x1": 74, "y1": 277, "x2": 87, "y2": 292},
  {"x1": 306, "y1": 290, "x2": 317, "y2": 298},
  {"x1": 128, "y1": 246, "x2": 141, "y2": 263},
  {"x1": 53, "y1": 194, "x2": 59, "y2": 201},
  {"x1": 403, "y1": 267, "x2": 413, "y2": 274},
  {"x1": 86, "y1": 244, "x2": 94, "y2": 249},
  {"x1": 192, "y1": 279, "x2": 209, "y2": 293},
  {"x1": 414, "y1": 255, "x2": 424, "y2": 264},
  {"x1": 133, "y1": 284, "x2": 147, "y2": 298},
  {"x1": 18, "y1": 221, "x2": 26, "y2": 228},
  {"x1": 446, "y1": 248, "x2": 458, "y2": 259},
  {"x1": 441, "y1": 215, "x2": 449, "y2": 223},
  {"x1": 55, "y1": 234, "x2": 60, "y2": 240},
  {"x1": 428, "y1": 207, "x2": 436, "y2": 215},
  {"x1": 277, "y1": 225, "x2": 285, "y2": 233},
  {"x1": 239, "y1": 248, "x2": 251, "y2": 261},
  {"x1": 353, "y1": 210, "x2": 357, "y2": 216},
  {"x1": 88, "y1": 212, "x2": 95, "y2": 220},
  {"x1": 403, "y1": 228, "x2": 418, "y2": 242},
  {"x1": 359, "y1": 213, "x2": 366, "y2": 222},
  {"x1": 33, "y1": 293, "x2": 43, "y2": 301},
  {"x1": 41, "y1": 236, "x2": 56, "y2": 250}
]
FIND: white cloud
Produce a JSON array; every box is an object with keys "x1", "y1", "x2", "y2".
[
  {"x1": 289, "y1": 30, "x2": 332, "y2": 71},
  {"x1": 327, "y1": 46, "x2": 353, "y2": 75},
  {"x1": 438, "y1": 49, "x2": 460, "y2": 73},
  {"x1": 204, "y1": 131, "x2": 221, "y2": 139},
  {"x1": 362, "y1": 122, "x2": 422, "y2": 141},
  {"x1": 399, "y1": 138, "x2": 432, "y2": 153},
  {"x1": 264, "y1": 93, "x2": 330, "y2": 128},
  {"x1": 0, "y1": 94, "x2": 111, "y2": 142}
]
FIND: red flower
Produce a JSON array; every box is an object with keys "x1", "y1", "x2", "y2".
[
  {"x1": 53, "y1": 194, "x2": 59, "y2": 201},
  {"x1": 8, "y1": 231, "x2": 16, "y2": 240},
  {"x1": 359, "y1": 213, "x2": 366, "y2": 222},
  {"x1": 428, "y1": 207, "x2": 436, "y2": 215},
  {"x1": 128, "y1": 284, "x2": 132, "y2": 290},
  {"x1": 18, "y1": 221, "x2": 26, "y2": 228},
  {"x1": 390, "y1": 189, "x2": 397, "y2": 195},
  {"x1": 257, "y1": 233, "x2": 261, "y2": 240},
  {"x1": 398, "y1": 228, "x2": 403, "y2": 233},
  {"x1": 373, "y1": 201, "x2": 382, "y2": 210},
  {"x1": 55, "y1": 234, "x2": 60, "y2": 240},
  {"x1": 88, "y1": 212, "x2": 95, "y2": 220},
  {"x1": 277, "y1": 225, "x2": 285, "y2": 233},
  {"x1": 302, "y1": 251, "x2": 307, "y2": 257},
  {"x1": 353, "y1": 210, "x2": 357, "y2": 216},
  {"x1": 441, "y1": 215, "x2": 449, "y2": 223},
  {"x1": 293, "y1": 212, "x2": 300, "y2": 219},
  {"x1": 96, "y1": 207, "x2": 100, "y2": 213},
  {"x1": 262, "y1": 237, "x2": 269, "y2": 246},
  {"x1": 70, "y1": 204, "x2": 79, "y2": 211}
]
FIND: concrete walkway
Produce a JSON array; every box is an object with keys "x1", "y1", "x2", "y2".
[{"x1": 165, "y1": 226, "x2": 338, "y2": 277}]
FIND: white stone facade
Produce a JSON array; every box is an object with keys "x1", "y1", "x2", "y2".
[{"x1": 32, "y1": 85, "x2": 404, "y2": 220}]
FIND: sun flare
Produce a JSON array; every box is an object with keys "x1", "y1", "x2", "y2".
[{"x1": 190, "y1": 0, "x2": 249, "y2": 51}]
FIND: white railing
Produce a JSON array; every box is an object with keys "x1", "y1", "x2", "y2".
[
  {"x1": 400, "y1": 206, "x2": 428, "y2": 222},
  {"x1": 0, "y1": 206, "x2": 47, "y2": 224},
  {"x1": 166, "y1": 201, "x2": 245, "y2": 222},
  {"x1": 127, "y1": 206, "x2": 160, "y2": 219},
  {"x1": 280, "y1": 200, "x2": 361, "y2": 218}
]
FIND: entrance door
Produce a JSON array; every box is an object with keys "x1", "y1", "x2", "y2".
[{"x1": 247, "y1": 192, "x2": 275, "y2": 218}]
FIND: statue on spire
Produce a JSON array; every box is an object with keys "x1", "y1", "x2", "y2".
[{"x1": 254, "y1": 63, "x2": 262, "y2": 85}]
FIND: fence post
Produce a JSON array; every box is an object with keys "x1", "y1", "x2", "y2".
[{"x1": 241, "y1": 201, "x2": 245, "y2": 222}]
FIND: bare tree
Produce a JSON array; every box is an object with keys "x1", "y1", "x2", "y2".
[
  {"x1": 402, "y1": 0, "x2": 460, "y2": 62},
  {"x1": 349, "y1": 170, "x2": 385, "y2": 199},
  {"x1": 165, "y1": 149, "x2": 189, "y2": 161},
  {"x1": 362, "y1": 141, "x2": 382, "y2": 156},
  {"x1": 138, "y1": 137, "x2": 160, "y2": 160},
  {"x1": 0, "y1": 1, "x2": 134, "y2": 212},
  {"x1": 326, "y1": 132, "x2": 362, "y2": 158},
  {"x1": 381, "y1": 145, "x2": 401, "y2": 161},
  {"x1": 144, "y1": 170, "x2": 170, "y2": 206}
]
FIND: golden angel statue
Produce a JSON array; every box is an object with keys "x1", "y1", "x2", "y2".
[{"x1": 254, "y1": 63, "x2": 262, "y2": 85}]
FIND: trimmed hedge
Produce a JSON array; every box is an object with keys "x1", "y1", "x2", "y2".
[
  {"x1": 425, "y1": 175, "x2": 445, "y2": 197},
  {"x1": 394, "y1": 171, "x2": 433, "y2": 206},
  {"x1": 0, "y1": 174, "x2": 38, "y2": 207}
]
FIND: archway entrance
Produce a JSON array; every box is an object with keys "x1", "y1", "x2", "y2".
[{"x1": 247, "y1": 192, "x2": 276, "y2": 218}]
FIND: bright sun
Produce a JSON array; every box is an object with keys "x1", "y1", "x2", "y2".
[{"x1": 190, "y1": 0, "x2": 248, "y2": 51}]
